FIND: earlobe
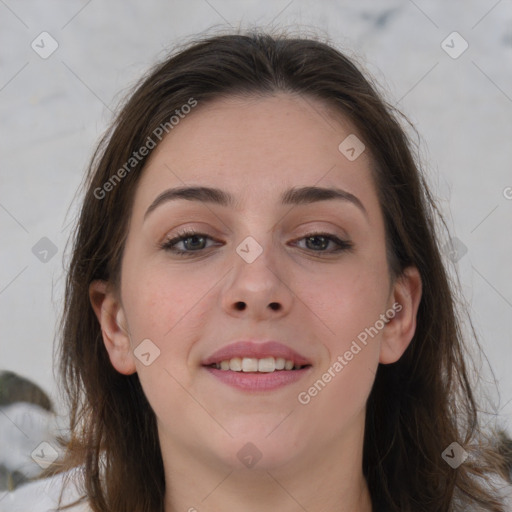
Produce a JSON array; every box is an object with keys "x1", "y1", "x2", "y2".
[
  {"x1": 379, "y1": 266, "x2": 422, "y2": 365},
  {"x1": 89, "y1": 280, "x2": 137, "y2": 375}
]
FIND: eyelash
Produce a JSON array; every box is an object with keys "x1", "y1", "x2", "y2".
[{"x1": 160, "y1": 229, "x2": 354, "y2": 257}]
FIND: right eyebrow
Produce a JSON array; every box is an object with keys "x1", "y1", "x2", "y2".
[{"x1": 144, "y1": 186, "x2": 235, "y2": 220}]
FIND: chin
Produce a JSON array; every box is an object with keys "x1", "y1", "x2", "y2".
[{"x1": 211, "y1": 431, "x2": 304, "y2": 471}]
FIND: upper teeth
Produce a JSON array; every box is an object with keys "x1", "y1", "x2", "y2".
[{"x1": 214, "y1": 357, "x2": 301, "y2": 372}]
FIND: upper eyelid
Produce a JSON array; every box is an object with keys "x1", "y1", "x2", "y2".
[
  {"x1": 163, "y1": 220, "x2": 350, "y2": 239},
  {"x1": 163, "y1": 230, "x2": 348, "y2": 242}
]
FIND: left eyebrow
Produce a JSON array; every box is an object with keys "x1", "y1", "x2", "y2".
[
  {"x1": 144, "y1": 185, "x2": 368, "y2": 221},
  {"x1": 281, "y1": 186, "x2": 368, "y2": 218}
]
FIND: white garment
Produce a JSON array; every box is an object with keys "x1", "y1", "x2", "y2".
[
  {"x1": 0, "y1": 467, "x2": 90, "y2": 512},
  {"x1": 0, "y1": 403, "x2": 61, "y2": 479}
]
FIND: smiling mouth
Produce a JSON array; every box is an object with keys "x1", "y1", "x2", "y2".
[{"x1": 207, "y1": 356, "x2": 311, "y2": 373}]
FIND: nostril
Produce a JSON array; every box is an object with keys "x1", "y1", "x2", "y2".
[
  {"x1": 269, "y1": 302, "x2": 281, "y2": 311},
  {"x1": 234, "y1": 301, "x2": 246, "y2": 311}
]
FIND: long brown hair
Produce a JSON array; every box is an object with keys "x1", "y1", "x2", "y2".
[{"x1": 42, "y1": 30, "x2": 510, "y2": 511}]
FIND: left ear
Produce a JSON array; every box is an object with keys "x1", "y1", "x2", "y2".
[{"x1": 379, "y1": 266, "x2": 422, "y2": 364}]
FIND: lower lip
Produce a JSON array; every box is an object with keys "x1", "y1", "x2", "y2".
[{"x1": 204, "y1": 366, "x2": 311, "y2": 391}]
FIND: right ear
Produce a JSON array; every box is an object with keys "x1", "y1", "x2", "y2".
[{"x1": 89, "y1": 280, "x2": 137, "y2": 375}]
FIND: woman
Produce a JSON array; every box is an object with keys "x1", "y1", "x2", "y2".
[{"x1": 4, "y1": 30, "x2": 511, "y2": 512}]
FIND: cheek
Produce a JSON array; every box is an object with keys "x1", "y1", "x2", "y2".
[
  {"x1": 294, "y1": 253, "x2": 390, "y2": 349},
  {"x1": 296, "y1": 251, "x2": 389, "y2": 425},
  {"x1": 122, "y1": 263, "x2": 217, "y2": 344},
  {"x1": 294, "y1": 263, "x2": 388, "y2": 419},
  {"x1": 120, "y1": 267, "x2": 215, "y2": 423},
  {"x1": 296, "y1": 352, "x2": 378, "y2": 436},
  {"x1": 120, "y1": 262, "x2": 223, "y2": 403}
]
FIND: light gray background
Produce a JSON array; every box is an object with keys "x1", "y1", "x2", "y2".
[{"x1": 1, "y1": 0, "x2": 511, "y2": 429}]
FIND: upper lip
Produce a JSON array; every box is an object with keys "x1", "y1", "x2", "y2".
[{"x1": 202, "y1": 341, "x2": 312, "y2": 367}]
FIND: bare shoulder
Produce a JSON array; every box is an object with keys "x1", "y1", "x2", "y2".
[{"x1": 0, "y1": 467, "x2": 90, "y2": 512}]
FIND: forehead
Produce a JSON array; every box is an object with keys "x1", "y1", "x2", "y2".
[{"x1": 133, "y1": 93, "x2": 378, "y2": 215}]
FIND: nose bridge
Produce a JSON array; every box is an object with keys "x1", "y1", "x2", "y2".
[
  {"x1": 220, "y1": 230, "x2": 293, "y2": 318},
  {"x1": 233, "y1": 232, "x2": 280, "y2": 292},
  {"x1": 231, "y1": 207, "x2": 279, "y2": 270}
]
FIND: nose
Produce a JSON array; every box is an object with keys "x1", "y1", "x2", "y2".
[{"x1": 220, "y1": 240, "x2": 294, "y2": 321}]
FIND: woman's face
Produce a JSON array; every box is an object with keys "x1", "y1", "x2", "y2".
[{"x1": 93, "y1": 93, "x2": 420, "y2": 473}]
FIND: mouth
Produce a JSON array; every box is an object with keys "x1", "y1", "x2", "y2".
[
  {"x1": 202, "y1": 341, "x2": 312, "y2": 391},
  {"x1": 207, "y1": 356, "x2": 310, "y2": 373}
]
